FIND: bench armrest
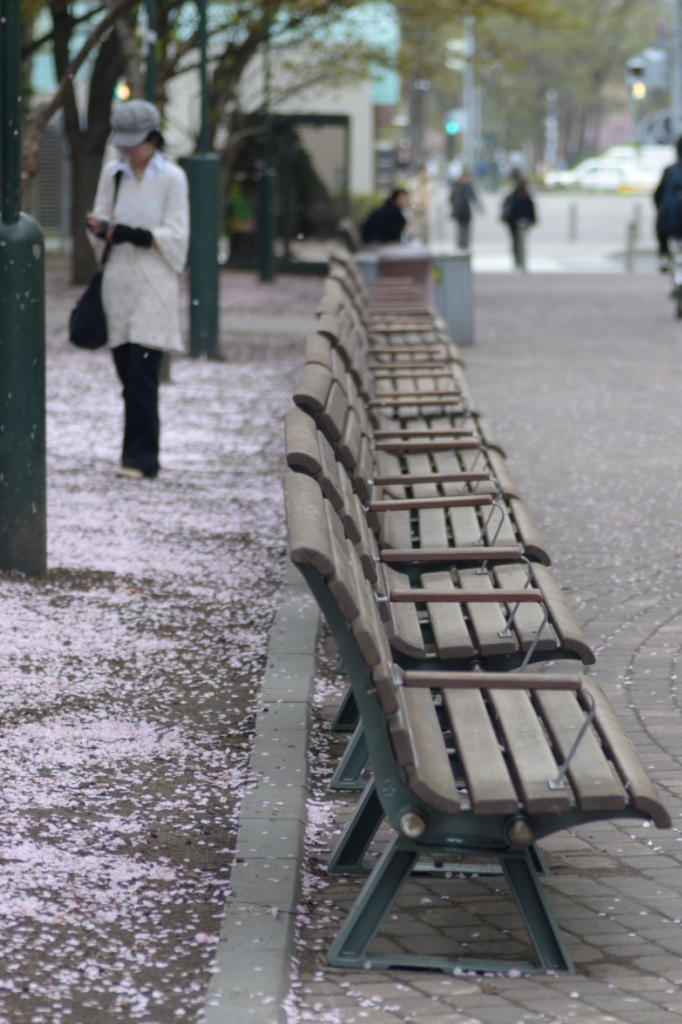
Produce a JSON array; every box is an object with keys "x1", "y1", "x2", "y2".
[
  {"x1": 369, "y1": 495, "x2": 493, "y2": 513},
  {"x1": 380, "y1": 546, "x2": 522, "y2": 563},
  {"x1": 403, "y1": 670, "x2": 582, "y2": 691},
  {"x1": 389, "y1": 587, "x2": 544, "y2": 604}
]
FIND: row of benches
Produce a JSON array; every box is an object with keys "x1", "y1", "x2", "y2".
[{"x1": 283, "y1": 250, "x2": 670, "y2": 975}]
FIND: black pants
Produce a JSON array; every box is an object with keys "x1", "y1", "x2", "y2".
[
  {"x1": 112, "y1": 343, "x2": 163, "y2": 477},
  {"x1": 455, "y1": 218, "x2": 471, "y2": 250}
]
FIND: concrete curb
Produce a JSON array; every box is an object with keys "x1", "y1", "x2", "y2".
[{"x1": 204, "y1": 561, "x2": 320, "y2": 1024}]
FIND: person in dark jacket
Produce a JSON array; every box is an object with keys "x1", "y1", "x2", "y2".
[
  {"x1": 501, "y1": 177, "x2": 536, "y2": 270},
  {"x1": 361, "y1": 189, "x2": 409, "y2": 244},
  {"x1": 450, "y1": 171, "x2": 481, "y2": 249},
  {"x1": 653, "y1": 136, "x2": 682, "y2": 270}
]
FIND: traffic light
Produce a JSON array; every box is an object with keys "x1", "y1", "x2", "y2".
[
  {"x1": 626, "y1": 57, "x2": 647, "y2": 101},
  {"x1": 444, "y1": 109, "x2": 466, "y2": 136},
  {"x1": 625, "y1": 48, "x2": 667, "y2": 101}
]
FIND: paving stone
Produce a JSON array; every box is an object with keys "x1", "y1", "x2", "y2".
[{"x1": 281, "y1": 275, "x2": 682, "y2": 1022}]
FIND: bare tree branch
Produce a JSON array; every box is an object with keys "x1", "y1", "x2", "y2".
[
  {"x1": 21, "y1": 5, "x2": 107, "y2": 60},
  {"x1": 22, "y1": 0, "x2": 138, "y2": 193}
]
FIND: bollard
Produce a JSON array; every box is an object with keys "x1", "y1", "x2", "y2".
[
  {"x1": 568, "y1": 202, "x2": 578, "y2": 242},
  {"x1": 625, "y1": 222, "x2": 637, "y2": 272},
  {"x1": 633, "y1": 203, "x2": 641, "y2": 242},
  {"x1": 0, "y1": 0, "x2": 47, "y2": 574}
]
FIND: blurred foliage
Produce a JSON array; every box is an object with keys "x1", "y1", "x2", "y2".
[
  {"x1": 475, "y1": 0, "x2": 667, "y2": 163},
  {"x1": 350, "y1": 191, "x2": 385, "y2": 225}
]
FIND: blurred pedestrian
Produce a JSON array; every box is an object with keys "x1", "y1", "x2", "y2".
[
  {"x1": 449, "y1": 171, "x2": 482, "y2": 250},
  {"x1": 501, "y1": 177, "x2": 536, "y2": 270},
  {"x1": 86, "y1": 100, "x2": 189, "y2": 480},
  {"x1": 654, "y1": 136, "x2": 682, "y2": 272},
  {"x1": 361, "y1": 189, "x2": 409, "y2": 245}
]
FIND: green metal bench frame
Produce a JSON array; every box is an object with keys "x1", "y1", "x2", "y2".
[{"x1": 298, "y1": 561, "x2": 661, "y2": 976}]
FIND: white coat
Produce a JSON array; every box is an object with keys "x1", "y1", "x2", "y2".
[{"x1": 90, "y1": 152, "x2": 189, "y2": 353}]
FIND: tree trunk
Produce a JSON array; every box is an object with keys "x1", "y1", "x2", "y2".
[{"x1": 51, "y1": 2, "x2": 124, "y2": 283}]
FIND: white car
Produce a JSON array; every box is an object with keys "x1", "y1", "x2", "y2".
[
  {"x1": 545, "y1": 159, "x2": 626, "y2": 191},
  {"x1": 544, "y1": 145, "x2": 675, "y2": 192}
]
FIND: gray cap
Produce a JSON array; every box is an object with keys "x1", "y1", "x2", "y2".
[{"x1": 110, "y1": 100, "x2": 161, "y2": 147}]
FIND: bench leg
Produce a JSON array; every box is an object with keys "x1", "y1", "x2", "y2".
[
  {"x1": 329, "y1": 724, "x2": 369, "y2": 790},
  {"x1": 328, "y1": 838, "x2": 574, "y2": 975},
  {"x1": 331, "y1": 685, "x2": 358, "y2": 732},
  {"x1": 328, "y1": 781, "x2": 384, "y2": 874},
  {"x1": 529, "y1": 843, "x2": 549, "y2": 877},
  {"x1": 501, "y1": 854, "x2": 573, "y2": 973},
  {"x1": 328, "y1": 835, "x2": 418, "y2": 967}
]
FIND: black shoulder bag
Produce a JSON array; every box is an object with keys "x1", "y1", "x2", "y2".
[{"x1": 69, "y1": 170, "x2": 123, "y2": 350}]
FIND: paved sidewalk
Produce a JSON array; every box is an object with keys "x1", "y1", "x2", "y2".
[
  {"x1": 286, "y1": 273, "x2": 682, "y2": 1024},
  {"x1": 0, "y1": 262, "x2": 320, "y2": 1024}
]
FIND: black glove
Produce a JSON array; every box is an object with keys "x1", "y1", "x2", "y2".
[{"x1": 111, "y1": 224, "x2": 153, "y2": 248}]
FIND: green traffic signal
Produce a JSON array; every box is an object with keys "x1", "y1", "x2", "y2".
[{"x1": 445, "y1": 119, "x2": 460, "y2": 135}]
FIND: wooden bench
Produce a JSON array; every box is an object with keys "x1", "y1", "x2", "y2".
[
  {"x1": 280, "y1": 253, "x2": 671, "y2": 976},
  {"x1": 283, "y1": 470, "x2": 670, "y2": 975}
]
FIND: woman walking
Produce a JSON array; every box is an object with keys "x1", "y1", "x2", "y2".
[{"x1": 86, "y1": 100, "x2": 189, "y2": 479}]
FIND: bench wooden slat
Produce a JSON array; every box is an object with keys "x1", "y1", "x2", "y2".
[
  {"x1": 303, "y1": 329, "x2": 333, "y2": 370},
  {"x1": 447, "y1": 504, "x2": 489, "y2": 546},
  {"x1": 352, "y1": 435, "x2": 373, "y2": 503},
  {"x1": 483, "y1": 502, "x2": 518, "y2": 548},
  {"x1": 337, "y1": 465, "x2": 362, "y2": 544},
  {"x1": 475, "y1": 418, "x2": 506, "y2": 457},
  {"x1": 420, "y1": 571, "x2": 475, "y2": 659},
  {"x1": 293, "y1": 362, "x2": 332, "y2": 413},
  {"x1": 583, "y1": 679, "x2": 672, "y2": 828},
  {"x1": 509, "y1": 498, "x2": 552, "y2": 567},
  {"x1": 319, "y1": 380, "x2": 349, "y2": 442},
  {"x1": 531, "y1": 564, "x2": 595, "y2": 665},
  {"x1": 443, "y1": 689, "x2": 520, "y2": 814},
  {"x1": 283, "y1": 470, "x2": 335, "y2": 577},
  {"x1": 458, "y1": 569, "x2": 518, "y2": 657},
  {"x1": 316, "y1": 429, "x2": 344, "y2": 510},
  {"x1": 534, "y1": 690, "x2": 627, "y2": 813},
  {"x1": 493, "y1": 565, "x2": 558, "y2": 653},
  {"x1": 338, "y1": 407, "x2": 362, "y2": 470},
  {"x1": 397, "y1": 687, "x2": 463, "y2": 815},
  {"x1": 285, "y1": 408, "x2": 323, "y2": 475},
  {"x1": 383, "y1": 565, "x2": 426, "y2": 659},
  {"x1": 347, "y1": 545, "x2": 393, "y2": 669},
  {"x1": 486, "y1": 449, "x2": 520, "y2": 501},
  {"x1": 379, "y1": 510, "x2": 412, "y2": 550},
  {"x1": 326, "y1": 530, "x2": 363, "y2": 623},
  {"x1": 406, "y1": 453, "x2": 450, "y2": 552},
  {"x1": 488, "y1": 689, "x2": 573, "y2": 814}
]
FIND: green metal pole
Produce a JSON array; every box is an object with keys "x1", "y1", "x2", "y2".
[
  {"x1": 144, "y1": 0, "x2": 157, "y2": 103},
  {"x1": 0, "y1": 0, "x2": 47, "y2": 574},
  {"x1": 258, "y1": 15, "x2": 277, "y2": 281},
  {"x1": 188, "y1": 0, "x2": 220, "y2": 358}
]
